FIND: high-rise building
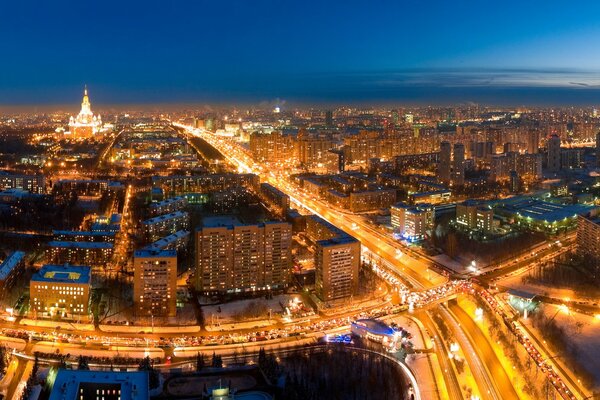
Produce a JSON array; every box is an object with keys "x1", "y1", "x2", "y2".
[
  {"x1": 438, "y1": 141, "x2": 452, "y2": 184},
  {"x1": 296, "y1": 131, "x2": 334, "y2": 168},
  {"x1": 249, "y1": 131, "x2": 296, "y2": 164},
  {"x1": 68, "y1": 86, "x2": 102, "y2": 138},
  {"x1": 306, "y1": 215, "x2": 360, "y2": 302},
  {"x1": 451, "y1": 143, "x2": 465, "y2": 186},
  {"x1": 527, "y1": 129, "x2": 540, "y2": 154},
  {"x1": 547, "y1": 134, "x2": 561, "y2": 172},
  {"x1": 325, "y1": 110, "x2": 334, "y2": 127},
  {"x1": 577, "y1": 216, "x2": 600, "y2": 270},
  {"x1": 195, "y1": 217, "x2": 292, "y2": 294},
  {"x1": 30, "y1": 265, "x2": 91, "y2": 318},
  {"x1": 133, "y1": 249, "x2": 177, "y2": 318}
]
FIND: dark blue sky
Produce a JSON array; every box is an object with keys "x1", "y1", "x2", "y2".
[{"x1": 2, "y1": 0, "x2": 600, "y2": 106}]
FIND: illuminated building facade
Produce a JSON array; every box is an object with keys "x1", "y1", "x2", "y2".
[
  {"x1": 133, "y1": 249, "x2": 177, "y2": 317},
  {"x1": 195, "y1": 217, "x2": 292, "y2": 294},
  {"x1": 30, "y1": 264, "x2": 91, "y2": 318},
  {"x1": 68, "y1": 86, "x2": 102, "y2": 138}
]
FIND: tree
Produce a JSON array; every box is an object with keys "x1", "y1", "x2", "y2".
[
  {"x1": 138, "y1": 356, "x2": 159, "y2": 389},
  {"x1": 77, "y1": 355, "x2": 89, "y2": 370},
  {"x1": 196, "y1": 352, "x2": 205, "y2": 372},
  {"x1": 0, "y1": 346, "x2": 7, "y2": 374},
  {"x1": 211, "y1": 352, "x2": 223, "y2": 368}
]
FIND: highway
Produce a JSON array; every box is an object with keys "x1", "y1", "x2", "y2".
[
  {"x1": 173, "y1": 122, "x2": 511, "y2": 400},
  {"x1": 448, "y1": 303, "x2": 519, "y2": 400}
]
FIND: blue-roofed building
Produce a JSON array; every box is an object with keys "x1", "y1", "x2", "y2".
[
  {"x1": 49, "y1": 369, "x2": 149, "y2": 400},
  {"x1": 46, "y1": 241, "x2": 114, "y2": 267},
  {"x1": 0, "y1": 251, "x2": 26, "y2": 296},
  {"x1": 351, "y1": 318, "x2": 402, "y2": 350},
  {"x1": 494, "y1": 195, "x2": 598, "y2": 233},
  {"x1": 30, "y1": 265, "x2": 91, "y2": 318}
]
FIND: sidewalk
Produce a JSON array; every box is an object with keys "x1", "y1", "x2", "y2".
[{"x1": 20, "y1": 318, "x2": 95, "y2": 332}]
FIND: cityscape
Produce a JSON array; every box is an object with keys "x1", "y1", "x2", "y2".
[{"x1": 2, "y1": 1, "x2": 600, "y2": 400}]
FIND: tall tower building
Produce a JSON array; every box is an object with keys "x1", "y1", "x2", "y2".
[
  {"x1": 306, "y1": 215, "x2": 360, "y2": 302},
  {"x1": 315, "y1": 237, "x2": 360, "y2": 302},
  {"x1": 325, "y1": 110, "x2": 334, "y2": 127},
  {"x1": 527, "y1": 129, "x2": 540, "y2": 154},
  {"x1": 438, "y1": 141, "x2": 452, "y2": 184},
  {"x1": 451, "y1": 143, "x2": 465, "y2": 186},
  {"x1": 195, "y1": 217, "x2": 292, "y2": 294},
  {"x1": 133, "y1": 249, "x2": 177, "y2": 317},
  {"x1": 68, "y1": 86, "x2": 102, "y2": 138},
  {"x1": 547, "y1": 134, "x2": 561, "y2": 172}
]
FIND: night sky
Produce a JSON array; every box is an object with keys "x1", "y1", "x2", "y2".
[{"x1": 2, "y1": 0, "x2": 600, "y2": 106}]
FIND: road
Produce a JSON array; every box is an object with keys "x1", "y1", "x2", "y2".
[
  {"x1": 174, "y1": 122, "x2": 512, "y2": 400},
  {"x1": 448, "y1": 303, "x2": 519, "y2": 400}
]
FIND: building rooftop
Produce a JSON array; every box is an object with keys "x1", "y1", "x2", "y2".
[
  {"x1": 53, "y1": 230, "x2": 115, "y2": 238},
  {"x1": 0, "y1": 251, "x2": 25, "y2": 281},
  {"x1": 352, "y1": 318, "x2": 396, "y2": 336},
  {"x1": 142, "y1": 230, "x2": 190, "y2": 251},
  {"x1": 32, "y1": 265, "x2": 91, "y2": 284},
  {"x1": 48, "y1": 241, "x2": 113, "y2": 249},
  {"x1": 134, "y1": 249, "x2": 177, "y2": 258},
  {"x1": 497, "y1": 196, "x2": 596, "y2": 223},
  {"x1": 49, "y1": 369, "x2": 149, "y2": 400},
  {"x1": 143, "y1": 210, "x2": 188, "y2": 226},
  {"x1": 202, "y1": 215, "x2": 243, "y2": 228},
  {"x1": 150, "y1": 195, "x2": 187, "y2": 209}
]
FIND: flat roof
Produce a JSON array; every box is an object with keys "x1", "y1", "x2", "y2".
[
  {"x1": 203, "y1": 215, "x2": 243, "y2": 228},
  {"x1": 142, "y1": 230, "x2": 190, "y2": 251},
  {"x1": 48, "y1": 241, "x2": 113, "y2": 249},
  {"x1": 134, "y1": 249, "x2": 177, "y2": 258},
  {"x1": 32, "y1": 265, "x2": 91, "y2": 284},
  {"x1": 53, "y1": 230, "x2": 115, "y2": 237},
  {"x1": 49, "y1": 369, "x2": 148, "y2": 400},
  {"x1": 0, "y1": 251, "x2": 25, "y2": 281},
  {"x1": 508, "y1": 289, "x2": 538, "y2": 301},
  {"x1": 497, "y1": 196, "x2": 596, "y2": 223},
  {"x1": 143, "y1": 210, "x2": 188, "y2": 225},
  {"x1": 150, "y1": 195, "x2": 187, "y2": 208}
]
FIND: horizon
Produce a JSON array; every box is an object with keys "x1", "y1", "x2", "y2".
[{"x1": 2, "y1": 1, "x2": 600, "y2": 107}]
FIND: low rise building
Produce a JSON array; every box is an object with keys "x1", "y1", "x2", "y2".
[
  {"x1": 142, "y1": 230, "x2": 190, "y2": 252},
  {"x1": 456, "y1": 200, "x2": 494, "y2": 233},
  {"x1": 49, "y1": 369, "x2": 149, "y2": 400},
  {"x1": 149, "y1": 195, "x2": 188, "y2": 216},
  {"x1": 142, "y1": 211, "x2": 190, "y2": 242},
  {"x1": 46, "y1": 241, "x2": 113, "y2": 266},
  {"x1": 0, "y1": 171, "x2": 45, "y2": 194},
  {"x1": 0, "y1": 251, "x2": 26, "y2": 297},
  {"x1": 30, "y1": 264, "x2": 91, "y2": 318},
  {"x1": 390, "y1": 202, "x2": 434, "y2": 241}
]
